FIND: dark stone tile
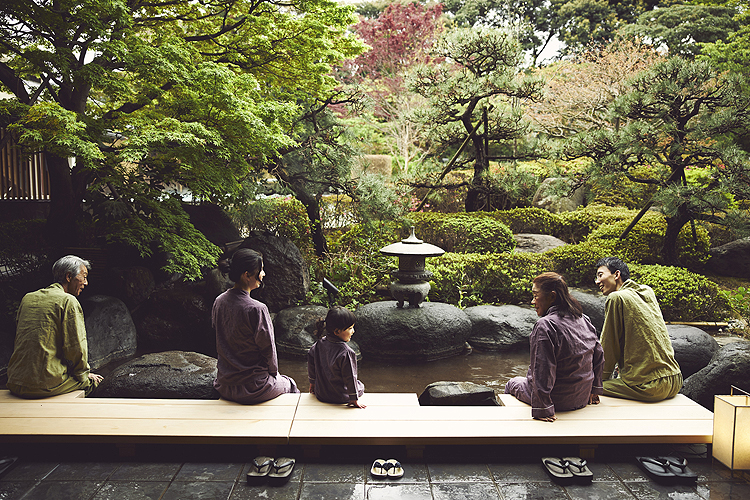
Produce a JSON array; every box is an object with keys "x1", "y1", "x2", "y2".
[
  {"x1": 624, "y1": 481, "x2": 703, "y2": 499},
  {"x1": 496, "y1": 482, "x2": 568, "y2": 499},
  {"x1": 608, "y1": 462, "x2": 651, "y2": 482},
  {"x1": 696, "y1": 481, "x2": 750, "y2": 500},
  {"x1": 586, "y1": 463, "x2": 619, "y2": 482},
  {"x1": 366, "y1": 463, "x2": 428, "y2": 484},
  {"x1": 0, "y1": 462, "x2": 58, "y2": 482},
  {"x1": 431, "y1": 482, "x2": 502, "y2": 500},
  {"x1": 20, "y1": 480, "x2": 103, "y2": 500},
  {"x1": 241, "y1": 461, "x2": 302, "y2": 485},
  {"x1": 427, "y1": 463, "x2": 493, "y2": 482},
  {"x1": 173, "y1": 462, "x2": 243, "y2": 482},
  {"x1": 230, "y1": 481, "x2": 302, "y2": 500},
  {"x1": 45, "y1": 462, "x2": 118, "y2": 481},
  {"x1": 686, "y1": 461, "x2": 744, "y2": 482},
  {"x1": 0, "y1": 481, "x2": 35, "y2": 500},
  {"x1": 488, "y1": 462, "x2": 548, "y2": 483},
  {"x1": 366, "y1": 483, "x2": 432, "y2": 500},
  {"x1": 565, "y1": 481, "x2": 637, "y2": 500},
  {"x1": 109, "y1": 463, "x2": 181, "y2": 481},
  {"x1": 299, "y1": 482, "x2": 365, "y2": 500},
  {"x1": 303, "y1": 463, "x2": 365, "y2": 483},
  {"x1": 161, "y1": 480, "x2": 234, "y2": 500},
  {"x1": 91, "y1": 481, "x2": 169, "y2": 500}
]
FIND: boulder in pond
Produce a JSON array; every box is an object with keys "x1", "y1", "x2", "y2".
[
  {"x1": 570, "y1": 288, "x2": 606, "y2": 336},
  {"x1": 418, "y1": 381, "x2": 501, "y2": 406},
  {"x1": 81, "y1": 295, "x2": 137, "y2": 371},
  {"x1": 667, "y1": 324, "x2": 720, "y2": 378},
  {"x1": 681, "y1": 342, "x2": 750, "y2": 410},
  {"x1": 705, "y1": 237, "x2": 750, "y2": 279},
  {"x1": 354, "y1": 301, "x2": 472, "y2": 362},
  {"x1": 94, "y1": 351, "x2": 219, "y2": 399},
  {"x1": 464, "y1": 304, "x2": 538, "y2": 352}
]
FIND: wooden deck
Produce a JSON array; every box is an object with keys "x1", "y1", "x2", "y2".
[{"x1": 0, "y1": 390, "x2": 713, "y2": 457}]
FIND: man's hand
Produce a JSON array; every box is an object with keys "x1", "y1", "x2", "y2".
[
  {"x1": 309, "y1": 383, "x2": 315, "y2": 394},
  {"x1": 88, "y1": 373, "x2": 103, "y2": 384},
  {"x1": 536, "y1": 414, "x2": 556, "y2": 422},
  {"x1": 346, "y1": 399, "x2": 366, "y2": 408},
  {"x1": 589, "y1": 394, "x2": 600, "y2": 405}
]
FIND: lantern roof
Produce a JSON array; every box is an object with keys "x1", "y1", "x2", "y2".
[{"x1": 380, "y1": 226, "x2": 445, "y2": 257}]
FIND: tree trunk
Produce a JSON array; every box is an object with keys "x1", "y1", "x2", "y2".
[
  {"x1": 44, "y1": 152, "x2": 78, "y2": 249},
  {"x1": 663, "y1": 204, "x2": 691, "y2": 267},
  {"x1": 292, "y1": 186, "x2": 328, "y2": 257}
]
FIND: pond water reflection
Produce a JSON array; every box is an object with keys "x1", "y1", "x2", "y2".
[{"x1": 280, "y1": 350, "x2": 531, "y2": 395}]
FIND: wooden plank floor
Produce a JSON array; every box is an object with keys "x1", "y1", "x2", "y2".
[{"x1": 0, "y1": 390, "x2": 713, "y2": 448}]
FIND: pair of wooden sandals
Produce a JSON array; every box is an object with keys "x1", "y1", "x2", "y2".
[
  {"x1": 246, "y1": 456, "x2": 296, "y2": 485},
  {"x1": 370, "y1": 459, "x2": 405, "y2": 479},
  {"x1": 542, "y1": 457, "x2": 594, "y2": 485}
]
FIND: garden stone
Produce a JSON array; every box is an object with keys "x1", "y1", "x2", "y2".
[
  {"x1": 667, "y1": 325, "x2": 720, "y2": 378},
  {"x1": 532, "y1": 177, "x2": 586, "y2": 213},
  {"x1": 94, "y1": 351, "x2": 219, "y2": 399},
  {"x1": 570, "y1": 288, "x2": 606, "y2": 336},
  {"x1": 681, "y1": 342, "x2": 750, "y2": 411},
  {"x1": 418, "y1": 381, "x2": 501, "y2": 406},
  {"x1": 239, "y1": 231, "x2": 310, "y2": 313},
  {"x1": 100, "y1": 266, "x2": 155, "y2": 310},
  {"x1": 514, "y1": 234, "x2": 567, "y2": 253},
  {"x1": 182, "y1": 202, "x2": 241, "y2": 247},
  {"x1": 464, "y1": 305, "x2": 538, "y2": 352},
  {"x1": 134, "y1": 282, "x2": 214, "y2": 356},
  {"x1": 81, "y1": 295, "x2": 137, "y2": 371},
  {"x1": 355, "y1": 301, "x2": 472, "y2": 362},
  {"x1": 705, "y1": 237, "x2": 750, "y2": 278}
]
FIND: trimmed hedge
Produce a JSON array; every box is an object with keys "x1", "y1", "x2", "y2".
[
  {"x1": 409, "y1": 212, "x2": 515, "y2": 254},
  {"x1": 490, "y1": 207, "x2": 562, "y2": 235}
]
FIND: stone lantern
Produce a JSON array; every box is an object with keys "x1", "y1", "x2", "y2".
[{"x1": 380, "y1": 226, "x2": 444, "y2": 308}]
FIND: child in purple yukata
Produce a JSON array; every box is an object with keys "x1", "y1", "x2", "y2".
[
  {"x1": 307, "y1": 306, "x2": 366, "y2": 408},
  {"x1": 505, "y1": 272, "x2": 604, "y2": 422}
]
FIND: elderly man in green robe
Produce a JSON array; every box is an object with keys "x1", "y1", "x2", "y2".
[
  {"x1": 6, "y1": 255, "x2": 103, "y2": 398},
  {"x1": 594, "y1": 257, "x2": 682, "y2": 402}
]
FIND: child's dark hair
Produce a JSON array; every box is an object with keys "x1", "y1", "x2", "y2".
[{"x1": 315, "y1": 306, "x2": 356, "y2": 339}]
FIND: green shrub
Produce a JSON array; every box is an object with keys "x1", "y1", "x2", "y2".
[
  {"x1": 409, "y1": 212, "x2": 515, "y2": 254},
  {"x1": 589, "y1": 166, "x2": 659, "y2": 209},
  {"x1": 544, "y1": 239, "x2": 619, "y2": 287},
  {"x1": 555, "y1": 204, "x2": 636, "y2": 242},
  {"x1": 587, "y1": 212, "x2": 710, "y2": 269},
  {"x1": 235, "y1": 196, "x2": 313, "y2": 254},
  {"x1": 629, "y1": 264, "x2": 730, "y2": 322},
  {"x1": 427, "y1": 252, "x2": 551, "y2": 307},
  {"x1": 490, "y1": 207, "x2": 562, "y2": 235}
]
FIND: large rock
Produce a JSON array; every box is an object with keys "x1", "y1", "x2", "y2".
[
  {"x1": 100, "y1": 266, "x2": 155, "y2": 310},
  {"x1": 135, "y1": 283, "x2": 214, "y2": 356},
  {"x1": 94, "y1": 351, "x2": 219, "y2": 399},
  {"x1": 239, "y1": 232, "x2": 310, "y2": 313},
  {"x1": 274, "y1": 305, "x2": 328, "y2": 358},
  {"x1": 570, "y1": 288, "x2": 606, "y2": 336},
  {"x1": 182, "y1": 202, "x2": 241, "y2": 248},
  {"x1": 464, "y1": 305, "x2": 538, "y2": 352},
  {"x1": 681, "y1": 342, "x2": 750, "y2": 410},
  {"x1": 532, "y1": 177, "x2": 586, "y2": 213},
  {"x1": 418, "y1": 381, "x2": 501, "y2": 406},
  {"x1": 354, "y1": 301, "x2": 473, "y2": 362},
  {"x1": 81, "y1": 295, "x2": 137, "y2": 371},
  {"x1": 514, "y1": 234, "x2": 567, "y2": 253},
  {"x1": 667, "y1": 325, "x2": 720, "y2": 378},
  {"x1": 706, "y1": 237, "x2": 750, "y2": 278}
]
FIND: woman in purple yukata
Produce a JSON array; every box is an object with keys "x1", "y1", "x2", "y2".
[
  {"x1": 307, "y1": 306, "x2": 366, "y2": 408},
  {"x1": 505, "y1": 272, "x2": 604, "y2": 422},
  {"x1": 212, "y1": 249, "x2": 299, "y2": 404}
]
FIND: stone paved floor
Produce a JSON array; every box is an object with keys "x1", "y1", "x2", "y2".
[{"x1": 1, "y1": 443, "x2": 749, "y2": 499}]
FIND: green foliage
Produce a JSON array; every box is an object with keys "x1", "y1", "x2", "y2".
[
  {"x1": 719, "y1": 286, "x2": 750, "y2": 324},
  {"x1": 409, "y1": 212, "x2": 516, "y2": 253},
  {"x1": 428, "y1": 252, "x2": 551, "y2": 307},
  {"x1": 630, "y1": 264, "x2": 730, "y2": 322},
  {"x1": 588, "y1": 166, "x2": 660, "y2": 209},
  {"x1": 490, "y1": 207, "x2": 562, "y2": 235},
  {"x1": 555, "y1": 204, "x2": 636, "y2": 242},
  {"x1": 544, "y1": 239, "x2": 618, "y2": 288},
  {"x1": 97, "y1": 196, "x2": 220, "y2": 281},
  {"x1": 234, "y1": 196, "x2": 313, "y2": 255},
  {"x1": 587, "y1": 213, "x2": 711, "y2": 269}
]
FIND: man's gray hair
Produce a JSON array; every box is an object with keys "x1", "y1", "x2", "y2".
[{"x1": 52, "y1": 255, "x2": 91, "y2": 283}]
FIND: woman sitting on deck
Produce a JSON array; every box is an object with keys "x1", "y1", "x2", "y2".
[
  {"x1": 212, "y1": 249, "x2": 299, "y2": 404},
  {"x1": 505, "y1": 272, "x2": 604, "y2": 422}
]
